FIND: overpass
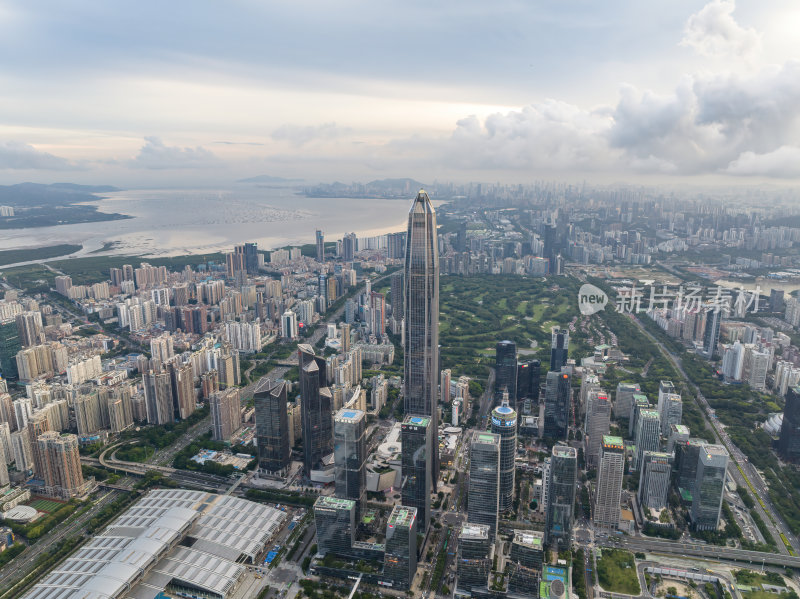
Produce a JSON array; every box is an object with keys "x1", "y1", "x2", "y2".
[{"x1": 609, "y1": 536, "x2": 800, "y2": 568}]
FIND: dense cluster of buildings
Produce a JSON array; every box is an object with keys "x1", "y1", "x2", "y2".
[{"x1": 8, "y1": 185, "x2": 796, "y2": 597}]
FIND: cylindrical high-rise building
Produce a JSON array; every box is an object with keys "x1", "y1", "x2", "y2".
[
  {"x1": 403, "y1": 190, "x2": 439, "y2": 489},
  {"x1": 491, "y1": 399, "x2": 517, "y2": 512}
]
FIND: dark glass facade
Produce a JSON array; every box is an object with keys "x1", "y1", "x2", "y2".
[
  {"x1": 545, "y1": 445, "x2": 577, "y2": 551},
  {"x1": 254, "y1": 378, "x2": 290, "y2": 474},
  {"x1": 457, "y1": 523, "x2": 491, "y2": 594},
  {"x1": 334, "y1": 408, "x2": 366, "y2": 512},
  {"x1": 403, "y1": 190, "x2": 439, "y2": 487},
  {"x1": 401, "y1": 415, "x2": 431, "y2": 532},
  {"x1": 384, "y1": 505, "x2": 418, "y2": 589},
  {"x1": 543, "y1": 371, "x2": 570, "y2": 440},
  {"x1": 517, "y1": 359, "x2": 541, "y2": 403},
  {"x1": 467, "y1": 431, "x2": 500, "y2": 539},
  {"x1": 495, "y1": 340, "x2": 518, "y2": 407},
  {"x1": 550, "y1": 327, "x2": 569, "y2": 372},
  {"x1": 299, "y1": 344, "x2": 333, "y2": 477},
  {"x1": 314, "y1": 496, "x2": 355, "y2": 557}
]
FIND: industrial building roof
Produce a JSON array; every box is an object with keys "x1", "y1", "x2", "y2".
[{"x1": 22, "y1": 489, "x2": 286, "y2": 599}]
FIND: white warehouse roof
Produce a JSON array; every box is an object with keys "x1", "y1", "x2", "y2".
[{"x1": 22, "y1": 488, "x2": 287, "y2": 599}]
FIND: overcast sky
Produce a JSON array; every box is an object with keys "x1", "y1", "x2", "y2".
[{"x1": 1, "y1": 0, "x2": 799, "y2": 187}]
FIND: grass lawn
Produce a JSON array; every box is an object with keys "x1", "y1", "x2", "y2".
[
  {"x1": 596, "y1": 549, "x2": 641, "y2": 595},
  {"x1": 734, "y1": 569, "x2": 797, "y2": 599},
  {"x1": 438, "y1": 274, "x2": 582, "y2": 382},
  {"x1": 28, "y1": 498, "x2": 67, "y2": 513}
]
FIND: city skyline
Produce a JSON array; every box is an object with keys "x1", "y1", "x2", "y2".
[{"x1": 3, "y1": 0, "x2": 800, "y2": 587}]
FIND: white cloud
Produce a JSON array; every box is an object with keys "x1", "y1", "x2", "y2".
[
  {"x1": 0, "y1": 141, "x2": 76, "y2": 170},
  {"x1": 726, "y1": 146, "x2": 800, "y2": 177},
  {"x1": 373, "y1": 58, "x2": 800, "y2": 179},
  {"x1": 681, "y1": 0, "x2": 761, "y2": 58},
  {"x1": 130, "y1": 137, "x2": 221, "y2": 170}
]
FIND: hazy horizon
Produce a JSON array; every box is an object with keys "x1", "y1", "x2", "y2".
[{"x1": 1, "y1": 1, "x2": 800, "y2": 188}]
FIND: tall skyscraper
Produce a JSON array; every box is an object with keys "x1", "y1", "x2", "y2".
[
  {"x1": 401, "y1": 415, "x2": 432, "y2": 532},
  {"x1": 143, "y1": 370, "x2": 174, "y2": 425},
  {"x1": 494, "y1": 340, "x2": 518, "y2": 407},
  {"x1": 235, "y1": 241, "x2": 259, "y2": 274},
  {"x1": 467, "y1": 431, "x2": 501, "y2": 539},
  {"x1": 168, "y1": 361, "x2": 195, "y2": 420},
  {"x1": 457, "y1": 523, "x2": 491, "y2": 595},
  {"x1": 660, "y1": 393, "x2": 683, "y2": 436},
  {"x1": 281, "y1": 310, "x2": 298, "y2": 339},
  {"x1": 28, "y1": 410, "x2": 51, "y2": 477},
  {"x1": 666, "y1": 423, "x2": 691, "y2": 454},
  {"x1": 779, "y1": 385, "x2": 800, "y2": 461},
  {"x1": 314, "y1": 495, "x2": 355, "y2": 558},
  {"x1": 299, "y1": 344, "x2": 333, "y2": 477},
  {"x1": 387, "y1": 231, "x2": 406, "y2": 260},
  {"x1": 15, "y1": 312, "x2": 44, "y2": 347},
  {"x1": 254, "y1": 378, "x2": 290, "y2": 475},
  {"x1": 369, "y1": 291, "x2": 386, "y2": 336},
  {"x1": 584, "y1": 391, "x2": 611, "y2": 470},
  {"x1": 550, "y1": 327, "x2": 569, "y2": 372},
  {"x1": 629, "y1": 393, "x2": 651, "y2": 438},
  {"x1": 334, "y1": 408, "x2": 366, "y2": 513},
  {"x1": 691, "y1": 444, "x2": 729, "y2": 530},
  {"x1": 633, "y1": 409, "x2": 660, "y2": 470},
  {"x1": 675, "y1": 437, "x2": 706, "y2": 495},
  {"x1": 315, "y1": 229, "x2": 325, "y2": 262},
  {"x1": 209, "y1": 388, "x2": 241, "y2": 441},
  {"x1": 614, "y1": 382, "x2": 640, "y2": 421},
  {"x1": 11, "y1": 429, "x2": 33, "y2": 471},
  {"x1": 37, "y1": 431, "x2": 85, "y2": 499},
  {"x1": 384, "y1": 505, "x2": 418, "y2": 590},
  {"x1": 594, "y1": 436, "x2": 624, "y2": 530},
  {"x1": 545, "y1": 445, "x2": 577, "y2": 551},
  {"x1": 656, "y1": 381, "x2": 678, "y2": 435},
  {"x1": 517, "y1": 359, "x2": 541, "y2": 405},
  {"x1": 703, "y1": 308, "x2": 723, "y2": 358},
  {"x1": 510, "y1": 529, "x2": 545, "y2": 571},
  {"x1": 341, "y1": 232, "x2": 357, "y2": 261},
  {"x1": 771, "y1": 288, "x2": 785, "y2": 313},
  {"x1": 544, "y1": 371, "x2": 571, "y2": 440},
  {"x1": 403, "y1": 190, "x2": 440, "y2": 488},
  {"x1": 491, "y1": 399, "x2": 517, "y2": 512},
  {"x1": 639, "y1": 451, "x2": 674, "y2": 510}
]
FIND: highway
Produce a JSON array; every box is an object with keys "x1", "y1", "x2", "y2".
[
  {"x1": 630, "y1": 314, "x2": 795, "y2": 554},
  {"x1": 148, "y1": 413, "x2": 212, "y2": 466},
  {"x1": 0, "y1": 489, "x2": 121, "y2": 597},
  {"x1": 605, "y1": 535, "x2": 800, "y2": 568}
]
